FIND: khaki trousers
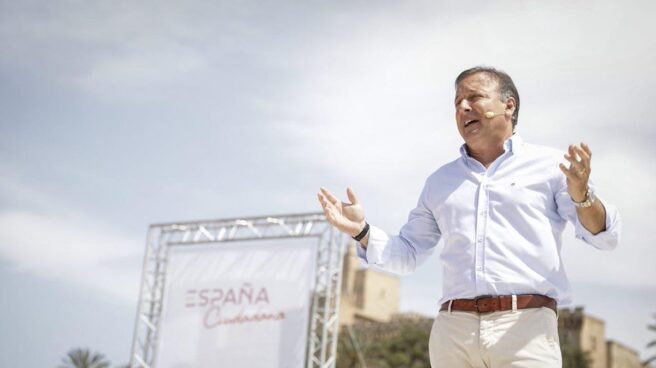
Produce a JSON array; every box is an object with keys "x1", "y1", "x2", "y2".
[{"x1": 429, "y1": 307, "x2": 562, "y2": 368}]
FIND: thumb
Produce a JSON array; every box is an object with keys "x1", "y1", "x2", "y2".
[{"x1": 346, "y1": 187, "x2": 359, "y2": 205}]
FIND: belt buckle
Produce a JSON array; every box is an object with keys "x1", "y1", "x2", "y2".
[{"x1": 474, "y1": 295, "x2": 493, "y2": 313}]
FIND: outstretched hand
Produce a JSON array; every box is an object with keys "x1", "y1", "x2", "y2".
[
  {"x1": 558, "y1": 143, "x2": 592, "y2": 202},
  {"x1": 317, "y1": 187, "x2": 366, "y2": 237}
]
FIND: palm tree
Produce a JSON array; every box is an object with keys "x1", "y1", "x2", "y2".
[
  {"x1": 646, "y1": 314, "x2": 656, "y2": 366},
  {"x1": 58, "y1": 348, "x2": 110, "y2": 368}
]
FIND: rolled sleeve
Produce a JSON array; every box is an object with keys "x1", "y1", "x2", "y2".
[
  {"x1": 573, "y1": 197, "x2": 621, "y2": 250},
  {"x1": 556, "y1": 176, "x2": 622, "y2": 251}
]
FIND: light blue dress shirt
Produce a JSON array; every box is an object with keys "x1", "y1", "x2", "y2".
[{"x1": 358, "y1": 134, "x2": 621, "y2": 306}]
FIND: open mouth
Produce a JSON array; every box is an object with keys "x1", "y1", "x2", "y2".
[{"x1": 464, "y1": 119, "x2": 480, "y2": 128}]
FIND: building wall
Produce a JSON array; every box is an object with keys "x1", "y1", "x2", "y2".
[
  {"x1": 353, "y1": 268, "x2": 400, "y2": 322},
  {"x1": 339, "y1": 242, "x2": 359, "y2": 326},
  {"x1": 581, "y1": 315, "x2": 607, "y2": 368},
  {"x1": 339, "y1": 242, "x2": 400, "y2": 326},
  {"x1": 558, "y1": 307, "x2": 607, "y2": 368},
  {"x1": 607, "y1": 340, "x2": 643, "y2": 368},
  {"x1": 559, "y1": 308, "x2": 584, "y2": 349}
]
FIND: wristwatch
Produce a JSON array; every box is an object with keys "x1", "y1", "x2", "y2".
[{"x1": 572, "y1": 187, "x2": 596, "y2": 208}]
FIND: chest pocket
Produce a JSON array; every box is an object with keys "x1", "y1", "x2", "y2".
[{"x1": 488, "y1": 179, "x2": 554, "y2": 216}]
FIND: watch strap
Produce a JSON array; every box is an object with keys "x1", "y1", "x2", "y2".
[{"x1": 352, "y1": 222, "x2": 370, "y2": 241}]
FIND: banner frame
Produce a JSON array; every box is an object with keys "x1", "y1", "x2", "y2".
[{"x1": 128, "y1": 212, "x2": 345, "y2": 368}]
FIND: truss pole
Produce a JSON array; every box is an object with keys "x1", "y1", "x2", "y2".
[
  {"x1": 129, "y1": 226, "x2": 157, "y2": 368},
  {"x1": 129, "y1": 213, "x2": 343, "y2": 368},
  {"x1": 327, "y1": 229, "x2": 345, "y2": 367}
]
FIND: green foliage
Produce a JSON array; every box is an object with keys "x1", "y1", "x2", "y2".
[
  {"x1": 58, "y1": 348, "x2": 110, "y2": 368},
  {"x1": 561, "y1": 345, "x2": 591, "y2": 368},
  {"x1": 337, "y1": 328, "x2": 364, "y2": 368},
  {"x1": 337, "y1": 318, "x2": 431, "y2": 368},
  {"x1": 367, "y1": 324, "x2": 430, "y2": 368}
]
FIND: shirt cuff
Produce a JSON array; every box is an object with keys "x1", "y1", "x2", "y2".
[
  {"x1": 573, "y1": 197, "x2": 621, "y2": 250},
  {"x1": 355, "y1": 225, "x2": 389, "y2": 265}
]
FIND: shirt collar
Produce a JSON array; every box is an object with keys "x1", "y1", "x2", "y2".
[
  {"x1": 459, "y1": 133, "x2": 525, "y2": 159},
  {"x1": 506, "y1": 133, "x2": 524, "y2": 154}
]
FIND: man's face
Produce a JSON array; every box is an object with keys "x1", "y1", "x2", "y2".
[{"x1": 454, "y1": 72, "x2": 514, "y2": 150}]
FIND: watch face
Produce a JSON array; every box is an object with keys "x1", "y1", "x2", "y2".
[
  {"x1": 572, "y1": 187, "x2": 596, "y2": 208},
  {"x1": 575, "y1": 193, "x2": 595, "y2": 208}
]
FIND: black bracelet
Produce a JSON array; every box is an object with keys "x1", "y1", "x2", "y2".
[{"x1": 352, "y1": 222, "x2": 370, "y2": 241}]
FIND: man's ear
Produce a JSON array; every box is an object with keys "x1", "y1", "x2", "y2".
[{"x1": 505, "y1": 97, "x2": 516, "y2": 117}]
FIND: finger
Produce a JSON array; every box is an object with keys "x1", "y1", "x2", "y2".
[
  {"x1": 566, "y1": 146, "x2": 578, "y2": 168},
  {"x1": 318, "y1": 193, "x2": 340, "y2": 220},
  {"x1": 317, "y1": 193, "x2": 331, "y2": 214},
  {"x1": 564, "y1": 154, "x2": 584, "y2": 171},
  {"x1": 321, "y1": 204, "x2": 337, "y2": 224},
  {"x1": 322, "y1": 194, "x2": 339, "y2": 212},
  {"x1": 581, "y1": 142, "x2": 592, "y2": 159},
  {"x1": 320, "y1": 187, "x2": 340, "y2": 205},
  {"x1": 346, "y1": 187, "x2": 359, "y2": 205},
  {"x1": 559, "y1": 163, "x2": 576, "y2": 180},
  {"x1": 317, "y1": 193, "x2": 329, "y2": 209},
  {"x1": 569, "y1": 144, "x2": 584, "y2": 162},
  {"x1": 572, "y1": 145, "x2": 590, "y2": 166}
]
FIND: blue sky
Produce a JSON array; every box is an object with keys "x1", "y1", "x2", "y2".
[{"x1": 1, "y1": 0, "x2": 655, "y2": 366}]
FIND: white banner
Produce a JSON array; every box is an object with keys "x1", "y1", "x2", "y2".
[{"x1": 155, "y1": 238, "x2": 318, "y2": 368}]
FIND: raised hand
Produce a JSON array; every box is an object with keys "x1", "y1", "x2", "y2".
[
  {"x1": 317, "y1": 187, "x2": 366, "y2": 237},
  {"x1": 558, "y1": 143, "x2": 592, "y2": 202}
]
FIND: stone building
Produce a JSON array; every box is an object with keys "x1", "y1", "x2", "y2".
[
  {"x1": 338, "y1": 241, "x2": 400, "y2": 326},
  {"x1": 559, "y1": 307, "x2": 608, "y2": 368},
  {"x1": 558, "y1": 306, "x2": 644, "y2": 368},
  {"x1": 606, "y1": 340, "x2": 644, "y2": 368}
]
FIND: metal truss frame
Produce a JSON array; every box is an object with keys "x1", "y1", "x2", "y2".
[{"x1": 128, "y1": 212, "x2": 345, "y2": 368}]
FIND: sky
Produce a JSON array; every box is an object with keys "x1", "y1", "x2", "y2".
[{"x1": 1, "y1": 0, "x2": 655, "y2": 366}]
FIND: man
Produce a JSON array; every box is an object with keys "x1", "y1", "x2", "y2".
[{"x1": 317, "y1": 66, "x2": 621, "y2": 367}]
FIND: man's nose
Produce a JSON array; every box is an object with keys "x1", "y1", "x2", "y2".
[{"x1": 457, "y1": 99, "x2": 472, "y2": 112}]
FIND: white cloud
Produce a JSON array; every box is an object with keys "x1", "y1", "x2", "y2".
[
  {"x1": 77, "y1": 45, "x2": 208, "y2": 97},
  {"x1": 0, "y1": 175, "x2": 142, "y2": 302}
]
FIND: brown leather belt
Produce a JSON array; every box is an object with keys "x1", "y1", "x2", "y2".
[{"x1": 439, "y1": 294, "x2": 557, "y2": 314}]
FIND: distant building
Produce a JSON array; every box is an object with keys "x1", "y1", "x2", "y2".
[
  {"x1": 559, "y1": 307, "x2": 608, "y2": 368},
  {"x1": 339, "y1": 241, "x2": 400, "y2": 326},
  {"x1": 607, "y1": 340, "x2": 644, "y2": 368},
  {"x1": 558, "y1": 306, "x2": 644, "y2": 368}
]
